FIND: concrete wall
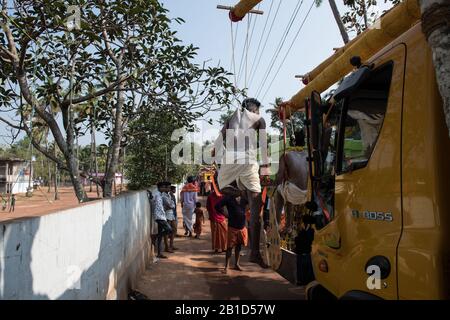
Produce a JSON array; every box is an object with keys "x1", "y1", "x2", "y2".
[{"x1": 0, "y1": 191, "x2": 152, "y2": 300}]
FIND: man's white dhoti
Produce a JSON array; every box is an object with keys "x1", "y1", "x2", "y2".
[
  {"x1": 182, "y1": 205, "x2": 195, "y2": 233},
  {"x1": 277, "y1": 181, "x2": 307, "y2": 205},
  {"x1": 215, "y1": 108, "x2": 263, "y2": 194},
  {"x1": 218, "y1": 162, "x2": 261, "y2": 193}
]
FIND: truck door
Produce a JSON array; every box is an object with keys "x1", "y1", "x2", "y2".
[{"x1": 313, "y1": 43, "x2": 406, "y2": 299}]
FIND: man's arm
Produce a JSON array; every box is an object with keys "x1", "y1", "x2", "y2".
[
  {"x1": 162, "y1": 194, "x2": 175, "y2": 210},
  {"x1": 180, "y1": 191, "x2": 184, "y2": 208},
  {"x1": 215, "y1": 197, "x2": 228, "y2": 218}
]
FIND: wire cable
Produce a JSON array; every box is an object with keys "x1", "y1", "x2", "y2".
[
  {"x1": 260, "y1": 1, "x2": 315, "y2": 102},
  {"x1": 247, "y1": 0, "x2": 274, "y2": 86},
  {"x1": 248, "y1": 0, "x2": 283, "y2": 90},
  {"x1": 255, "y1": 0, "x2": 304, "y2": 98}
]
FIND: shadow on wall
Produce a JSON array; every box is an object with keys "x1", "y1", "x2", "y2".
[{"x1": 0, "y1": 191, "x2": 150, "y2": 300}]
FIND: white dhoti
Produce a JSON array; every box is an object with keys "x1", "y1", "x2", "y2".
[
  {"x1": 277, "y1": 181, "x2": 307, "y2": 205},
  {"x1": 218, "y1": 162, "x2": 261, "y2": 193},
  {"x1": 215, "y1": 108, "x2": 263, "y2": 194},
  {"x1": 182, "y1": 205, "x2": 195, "y2": 232}
]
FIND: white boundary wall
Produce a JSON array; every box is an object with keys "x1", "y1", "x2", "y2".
[{"x1": 0, "y1": 190, "x2": 151, "y2": 300}]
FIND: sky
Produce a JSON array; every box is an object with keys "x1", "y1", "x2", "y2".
[{"x1": 0, "y1": 0, "x2": 394, "y2": 147}]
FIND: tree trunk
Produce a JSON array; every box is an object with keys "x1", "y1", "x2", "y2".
[
  {"x1": 103, "y1": 68, "x2": 125, "y2": 198},
  {"x1": 54, "y1": 146, "x2": 59, "y2": 200},
  {"x1": 89, "y1": 123, "x2": 94, "y2": 193},
  {"x1": 328, "y1": 0, "x2": 350, "y2": 44},
  {"x1": 63, "y1": 58, "x2": 87, "y2": 202},
  {"x1": 420, "y1": 0, "x2": 450, "y2": 137},
  {"x1": 360, "y1": 0, "x2": 368, "y2": 29}
]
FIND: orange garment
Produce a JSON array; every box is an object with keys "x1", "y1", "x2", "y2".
[
  {"x1": 227, "y1": 226, "x2": 248, "y2": 248},
  {"x1": 210, "y1": 219, "x2": 228, "y2": 251},
  {"x1": 181, "y1": 182, "x2": 199, "y2": 193},
  {"x1": 193, "y1": 208, "x2": 204, "y2": 235}
]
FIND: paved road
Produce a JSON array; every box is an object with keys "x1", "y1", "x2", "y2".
[{"x1": 135, "y1": 204, "x2": 305, "y2": 300}]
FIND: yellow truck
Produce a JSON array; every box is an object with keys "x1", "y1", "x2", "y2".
[{"x1": 229, "y1": 0, "x2": 450, "y2": 299}]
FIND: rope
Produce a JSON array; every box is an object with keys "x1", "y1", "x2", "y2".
[
  {"x1": 245, "y1": 15, "x2": 250, "y2": 88},
  {"x1": 236, "y1": 14, "x2": 251, "y2": 87},
  {"x1": 230, "y1": 21, "x2": 238, "y2": 87}
]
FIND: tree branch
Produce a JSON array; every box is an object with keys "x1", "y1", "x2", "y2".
[
  {"x1": 61, "y1": 75, "x2": 132, "y2": 107},
  {"x1": 0, "y1": 116, "x2": 68, "y2": 170}
]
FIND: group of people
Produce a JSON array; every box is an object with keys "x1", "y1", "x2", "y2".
[
  {"x1": 150, "y1": 178, "x2": 206, "y2": 260},
  {"x1": 151, "y1": 182, "x2": 179, "y2": 259}
]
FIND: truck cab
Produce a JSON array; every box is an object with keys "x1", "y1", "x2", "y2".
[{"x1": 307, "y1": 23, "x2": 450, "y2": 300}]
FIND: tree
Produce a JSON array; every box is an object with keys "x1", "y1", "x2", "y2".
[
  {"x1": 218, "y1": 108, "x2": 235, "y2": 126},
  {"x1": 0, "y1": 0, "x2": 236, "y2": 201},
  {"x1": 341, "y1": 0, "x2": 401, "y2": 35},
  {"x1": 419, "y1": 0, "x2": 450, "y2": 137},
  {"x1": 315, "y1": 0, "x2": 350, "y2": 44},
  {"x1": 125, "y1": 112, "x2": 198, "y2": 189}
]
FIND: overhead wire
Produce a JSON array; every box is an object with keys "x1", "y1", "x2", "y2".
[
  {"x1": 237, "y1": 3, "x2": 260, "y2": 89},
  {"x1": 236, "y1": 14, "x2": 252, "y2": 88},
  {"x1": 261, "y1": 0, "x2": 315, "y2": 102},
  {"x1": 255, "y1": 0, "x2": 304, "y2": 98},
  {"x1": 248, "y1": 0, "x2": 283, "y2": 90}
]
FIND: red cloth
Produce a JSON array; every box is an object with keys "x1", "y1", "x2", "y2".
[
  {"x1": 206, "y1": 192, "x2": 226, "y2": 223},
  {"x1": 227, "y1": 226, "x2": 248, "y2": 248},
  {"x1": 210, "y1": 219, "x2": 228, "y2": 251}
]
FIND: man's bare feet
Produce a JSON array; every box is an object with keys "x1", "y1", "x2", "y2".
[{"x1": 222, "y1": 268, "x2": 228, "y2": 274}]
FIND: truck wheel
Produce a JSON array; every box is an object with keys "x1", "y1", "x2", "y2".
[{"x1": 305, "y1": 281, "x2": 337, "y2": 301}]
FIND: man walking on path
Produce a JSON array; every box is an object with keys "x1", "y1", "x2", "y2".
[
  {"x1": 181, "y1": 176, "x2": 199, "y2": 237},
  {"x1": 153, "y1": 182, "x2": 173, "y2": 259},
  {"x1": 207, "y1": 188, "x2": 227, "y2": 253}
]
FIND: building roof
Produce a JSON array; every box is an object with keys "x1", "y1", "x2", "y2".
[{"x1": 0, "y1": 157, "x2": 27, "y2": 162}]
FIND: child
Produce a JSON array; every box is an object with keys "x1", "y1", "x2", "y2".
[
  {"x1": 215, "y1": 192, "x2": 248, "y2": 274},
  {"x1": 193, "y1": 202, "x2": 205, "y2": 239}
]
